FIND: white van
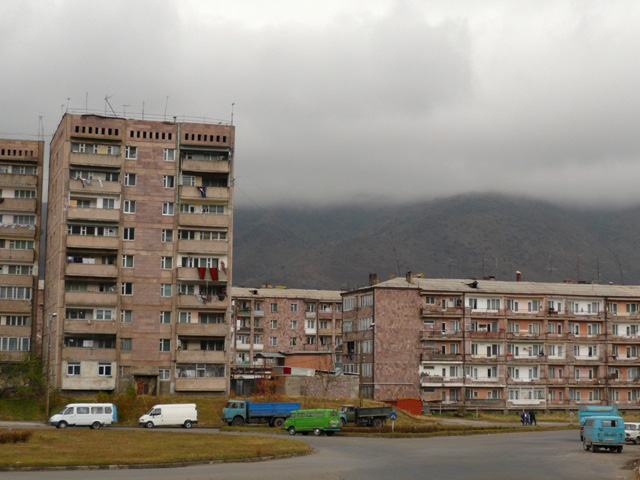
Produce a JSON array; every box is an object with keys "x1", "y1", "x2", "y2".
[
  {"x1": 49, "y1": 403, "x2": 117, "y2": 429},
  {"x1": 138, "y1": 403, "x2": 198, "y2": 429}
]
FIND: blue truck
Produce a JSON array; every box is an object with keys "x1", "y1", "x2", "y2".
[
  {"x1": 222, "y1": 400, "x2": 301, "y2": 427},
  {"x1": 578, "y1": 405, "x2": 620, "y2": 441}
]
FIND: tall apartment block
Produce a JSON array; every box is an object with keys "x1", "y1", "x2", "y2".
[
  {"x1": 342, "y1": 274, "x2": 640, "y2": 411},
  {"x1": 0, "y1": 139, "x2": 43, "y2": 363},
  {"x1": 45, "y1": 114, "x2": 234, "y2": 395},
  {"x1": 231, "y1": 287, "x2": 343, "y2": 367}
]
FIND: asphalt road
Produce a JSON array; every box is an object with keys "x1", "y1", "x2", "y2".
[{"x1": 2, "y1": 429, "x2": 636, "y2": 480}]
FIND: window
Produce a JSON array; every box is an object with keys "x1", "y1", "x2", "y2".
[
  {"x1": 271, "y1": 303, "x2": 278, "y2": 312},
  {"x1": 161, "y1": 229, "x2": 173, "y2": 242},
  {"x1": 181, "y1": 175, "x2": 196, "y2": 186},
  {"x1": 359, "y1": 294, "x2": 373, "y2": 308},
  {"x1": 160, "y1": 284, "x2": 172, "y2": 297},
  {"x1": 95, "y1": 309, "x2": 113, "y2": 320},
  {"x1": 67, "y1": 362, "x2": 81, "y2": 376},
  {"x1": 123, "y1": 228, "x2": 135, "y2": 241},
  {"x1": 122, "y1": 255, "x2": 134, "y2": 268},
  {"x1": 162, "y1": 202, "x2": 174, "y2": 215},
  {"x1": 121, "y1": 310, "x2": 132, "y2": 323},
  {"x1": 290, "y1": 338, "x2": 297, "y2": 346},
  {"x1": 15, "y1": 190, "x2": 36, "y2": 199},
  {"x1": 160, "y1": 311, "x2": 171, "y2": 324},
  {"x1": 125, "y1": 146, "x2": 137, "y2": 159},
  {"x1": 161, "y1": 256, "x2": 173, "y2": 269},
  {"x1": 528, "y1": 300, "x2": 540, "y2": 312},
  {"x1": 270, "y1": 337, "x2": 277, "y2": 346},
  {"x1": 270, "y1": 320, "x2": 278, "y2": 329},
  {"x1": 159, "y1": 339, "x2": 171, "y2": 352},
  {"x1": 123, "y1": 200, "x2": 136, "y2": 214},
  {"x1": 120, "y1": 338, "x2": 132, "y2": 351},
  {"x1": 290, "y1": 320, "x2": 298, "y2": 329},
  {"x1": 178, "y1": 311, "x2": 192, "y2": 323},
  {"x1": 163, "y1": 149, "x2": 175, "y2": 161},
  {"x1": 628, "y1": 304, "x2": 639, "y2": 313},
  {"x1": 344, "y1": 297, "x2": 355, "y2": 311},
  {"x1": 290, "y1": 303, "x2": 298, "y2": 312},
  {"x1": 124, "y1": 173, "x2": 136, "y2": 186},
  {"x1": 358, "y1": 317, "x2": 373, "y2": 331},
  {"x1": 425, "y1": 296, "x2": 435, "y2": 304},
  {"x1": 159, "y1": 369, "x2": 170, "y2": 380},
  {"x1": 161, "y1": 174, "x2": 175, "y2": 189},
  {"x1": 98, "y1": 363, "x2": 112, "y2": 376},
  {"x1": 306, "y1": 319, "x2": 315, "y2": 329},
  {"x1": 121, "y1": 282, "x2": 133, "y2": 295},
  {"x1": 487, "y1": 298, "x2": 500, "y2": 310},
  {"x1": 307, "y1": 303, "x2": 316, "y2": 313},
  {"x1": 0, "y1": 337, "x2": 30, "y2": 351}
]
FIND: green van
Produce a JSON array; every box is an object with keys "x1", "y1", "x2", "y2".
[{"x1": 284, "y1": 409, "x2": 342, "y2": 436}]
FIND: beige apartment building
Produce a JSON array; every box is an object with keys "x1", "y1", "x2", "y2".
[
  {"x1": 45, "y1": 113, "x2": 234, "y2": 395},
  {"x1": 231, "y1": 287, "x2": 343, "y2": 367},
  {"x1": 342, "y1": 274, "x2": 640, "y2": 411},
  {"x1": 0, "y1": 139, "x2": 43, "y2": 365}
]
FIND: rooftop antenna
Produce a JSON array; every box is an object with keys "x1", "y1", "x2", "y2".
[
  {"x1": 38, "y1": 115, "x2": 44, "y2": 142},
  {"x1": 231, "y1": 103, "x2": 235, "y2": 125},
  {"x1": 122, "y1": 105, "x2": 130, "y2": 118},
  {"x1": 85, "y1": 92, "x2": 88, "y2": 113},
  {"x1": 66, "y1": 98, "x2": 70, "y2": 113},
  {"x1": 163, "y1": 96, "x2": 169, "y2": 121},
  {"x1": 142, "y1": 101, "x2": 145, "y2": 120},
  {"x1": 104, "y1": 95, "x2": 117, "y2": 117}
]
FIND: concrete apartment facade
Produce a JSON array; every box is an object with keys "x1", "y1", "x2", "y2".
[
  {"x1": 0, "y1": 139, "x2": 43, "y2": 365},
  {"x1": 342, "y1": 274, "x2": 640, "y2": 411},
  {"x1": 45, "y1": 113, "x2": 234, "y2": 395},
  {"x1": 231, "y1": 287, "x2": 343, "y2": 368}
]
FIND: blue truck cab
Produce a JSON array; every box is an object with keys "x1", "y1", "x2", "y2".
[
  {"x1": 582, "y1": 416, "x2": 625, "y2": 453},
  {"x1": 222, "y1": 399, "x2": 301, "y2": 427},
  {"x1": 578, "y1": 405, "x2": 620, "y2": 441}
]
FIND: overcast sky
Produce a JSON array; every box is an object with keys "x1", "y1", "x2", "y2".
[{"x1": 1, "y1": 0, "x2": 639, "y2": 207}]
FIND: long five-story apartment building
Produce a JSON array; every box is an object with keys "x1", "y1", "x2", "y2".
[
  {"x1": 45, "y1": 113, "x2": 234, "y2": 395},
  {"x1": 342, "y1": 274, "x2": 640, "y2": 411}
]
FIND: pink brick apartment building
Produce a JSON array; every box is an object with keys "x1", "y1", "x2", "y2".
[
  {"x1": 45, "y1": 113, "x2": 234, "y2": 395},
  {"x1": 341, "y1": 274, "x2": 640, "y2": 412}
]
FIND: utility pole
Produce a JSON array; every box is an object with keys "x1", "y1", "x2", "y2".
[{"x1": 44, "y1": 312, "x2": 57, "y2": 423}]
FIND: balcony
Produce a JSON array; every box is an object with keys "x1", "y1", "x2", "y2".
[
  {"x1": 0, "y1": 325, "x2": 31, "y2": 337},
  {"x1": 420, "y1": 375, "x2": 465, "y2": 386},
  {"x1": 235, "y1": 342, "x2": 251, "y2": 351},
  {"x1": 0, "y1": 198, "x2": 37, "y2": 212},
  {"x1": 467, "y1": 330, "x2": 505, "y2": 340},
  {"x1": 181, "y1": 158, "x2": 230, "y2": 174},
  {"x1": 0, "y1": 173, "x2": 37, "y2": 187},
  {"x1": 177, "y1": 239, "x2": 229, "y2": 255},
  {"x1": 506, "y1": 332, "x2": 545, "y2": 341},
  {"x1": 0, "y1": 299, "x2": 31, "y2": 313},
  {"x1": 178, "y1": 213, "x2": 229, "y2": 228},
  {"x1": 420, "y1": 329, "x2": 463, "y2": 340},
  {"x1": 0, "y1": 248, "x2": 34, "y2": 262},
  {"x1": 318, "y1": 328, "x2": 333, "y2": 336},
  {"x1": 63, "y1": 320, "x2": 117, "y2": 335},
  {"x1": 0, "y1": 275, "x2": 33, "y2": 287},
  {"x1": 305, "y1": 327, "x2": 317, "y2": 335},
  {"x1": 176, "y1": 322, "x2": 228, "y2": 337},
  {"x1": 506, "y1": 354, "x2": 546, "y2": 363},
  {"x1": 65, "y1": 291, "x2": 118, "y2": 306},
  {"x1": 61, "y1": 374, "x2": 116, "y2": 391},
  {"x1": 0, "y1": 351, "x2": 30, "y2": 362},
  {"x1": 70, "y1": 152, "x2": 122, "y2": 168},
  {"x1": 177, "y1": 294, "x2": 228, "y2": 310},
  {"x1": 421, "y1": 353, "x2": 463, "y2": 362},
  {"x1": 176, "y1": 267, "x2": 228, "y2": 283},
  {"x1": 176, "y1": 350, "x2": 226, "y2": 363},
  {"x1": 421, "y1": 307, "x2": 464, "y2": 318},
  {"x1": 66, "y1": 235, "x2": 119, "y2": 250},
  {"x1": 175, "y1": 377, "x2": 226, "y2": 392},
  {"x1": 67, "y1": 206, "x2": 120, "y2": 222},
  {"x1": 66, "y1": 263, "x2": 118, "y2": 278},
  {"x1": 179, "y1": 185, "x2": 230, "y2": 201},
  {"x1": 62, "y1": 347, "x2": 117, "y2": 362},
  {"x1": 69, "y1": 178, "x2": 121, "y2": 195},
  {"x1": 305, "y1": 312, "x2": 317, "y2": 319}
]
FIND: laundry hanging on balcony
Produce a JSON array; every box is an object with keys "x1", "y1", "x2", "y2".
[
  {"x1": 197, "y1": 186, "x2": 207, "y2": 197},
  {"x1": 198, "y1": 267, "x2": 206, "y2": 279},
  {"x1": 210, "y1": 267, "x2": 218, "y2": 281}
]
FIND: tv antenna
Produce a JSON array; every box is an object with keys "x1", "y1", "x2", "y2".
[{"x1": 104, "y1": 95, "x2": 117, "y2": 117}]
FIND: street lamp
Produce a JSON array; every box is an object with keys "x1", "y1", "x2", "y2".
[{"x1": 44, "y1": 312, "x2": 57, "y2": 423}]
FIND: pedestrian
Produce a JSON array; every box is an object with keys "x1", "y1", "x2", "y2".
[
  {"x1": 524, "y1": 411, "x2": 530, "y2": 425},
  {"x1": 520, "y1": 410, "x2": 525, "y2": 425},
  {"x1": 530, "y1": 410, "x2": 537, "y2": 426}
]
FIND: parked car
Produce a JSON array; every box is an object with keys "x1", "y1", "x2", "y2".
[
  {"x1": 625, "y1": 422, "x2": 640, "y2": 444},
  {"x1": 49, "y1": 403, "x2": 117, "y2": 429},
  {"x1": 582, "y1": 416, "x2": 625, "y2": 453},
  {"x1": 138, "y1": 403, "x2": 198, "y2": 429},
  {"x1": 284, "y1": 409, "x2": 342, "y2": 436}
]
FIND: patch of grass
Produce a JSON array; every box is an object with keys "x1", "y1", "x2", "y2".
[
  {"x1": 0, "y1": 429, "x2": 309, "y2": 468},
  {"x1": 0, "y1": 398, "x2": 45, "y2": 422},
  {"x1": 0, "y1": 430, "x2": 32, "y2": 444}
]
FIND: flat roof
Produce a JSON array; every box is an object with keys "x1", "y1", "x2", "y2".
[{"x1": 232, "y1": 287, "x2": 343, "y2": 301}]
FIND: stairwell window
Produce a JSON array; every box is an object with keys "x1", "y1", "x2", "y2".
[
  {"x1": 125, "y1": 146, "x2": 137, "y2": 160},
  {"x1": 162, "y1": 202, "x2": 174, "y2": 215},
  {"x1": 123, "y1": 200, "x2": 136, "y2": 214},
  {"x1": 124, "y1": 173, "x2": 136, "y2": 186},
  {"x1": 121, "y1": 282, "x2": 133, "y2": 295},
  {"x1": 163, "y1": 149, "x2": 175, "y2": 161}
]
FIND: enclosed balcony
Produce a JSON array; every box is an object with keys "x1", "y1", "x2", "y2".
[
  {"x1": 69, "y1": 178, "x2": 121, "y2": 195},
  {"x1": 0, "y1": 173, "x2": 37, "y2": 187},
  {"x1": 178, "y1": 213, "x2": 230, "y2": 228},
  {"x1": 66, "y1": 235, "x2": 119, "y2": 250},
  {"x1": 0, "y1": 275, "x2": 33, "y2": 287},
  {"x1": 70, "y1": 152, "x2": 122, "y2": 168},
  {"x1": 181, "y1": 158, "x2": 230, "y2": 174},
  {"x1": 175, "y1": 377, "x2": 226, "y2": 392},
  {"x1": 0, "y1": 248, "x2": 34, "y2": 262},
  {"x1": 0, "y1": 299, "x2": 31, "y2": 313},
  {"x1": 176, "y1": 350, "x2": 226, "y2": 363},
  {"x1": 65, "y1": 291, "x2": 118, "y2": 306},
  {"x1": 179, "y1": 186, "x2": 230, "y2": 201},
  {"x1": 177, "y1": 294, "x2": 228, "y2": 309},
  {"x1": 0, "y1": 225, "x2": 37, "y2": 239},
  {"x1": 1, "y1": 198, "x2": 37, "y2": 212},
  {"x1": 176, "y1": 267, "x2": 229, "y2": 283},
  {"x1": 177, "y1": 239, "x2": 229, "y2": 255},
  {"x1": 176, "y1": 322, "x2": 228, "y2": 337},
  {"x1": 63, "y1": 319, "x2": 117, "y2": 335},
  {"x1": 67, "y1": 207, "x2": 120, "y2": 222}
]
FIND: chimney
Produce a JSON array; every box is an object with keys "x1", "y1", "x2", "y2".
[
  {"x1": 516, "y1": 271, "x2": 521, "y2": 282},
  {"x1": 406, "y1": 271, "x2": 412, "y2": 284},
  {"x1": 369, "y1": 273, "x2": 379, "y2": 286}
]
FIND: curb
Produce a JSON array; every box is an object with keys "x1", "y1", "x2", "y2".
[{"x1": 0, "y1": 450, "x2": 313, "y2": 472}]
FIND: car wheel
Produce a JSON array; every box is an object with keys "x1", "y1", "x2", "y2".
[
  {"x1": 372, "y1": 418, "x2": 383, "y2": 428},
  {"x1": 57, "y1": 421, "x2": 67, "y2": 429},
  {"x1": 184, "y1": 420, "x2": 192, "y2": 429},
  {"x1": 232, "y1": 416, "x2": 245, "y2": 427},
  {"x1": 313, "y1": 428, "x2": 323, "y2": 436},
  {"x1": 145, "y1": 421, "x2": 154, "y2": 429},
  {"x1": 273, "y1": 418, "x2": 285, "y2": 428},
  {"x1": 583, "y1": 441, "x2": 590, "y2": 451},
  {"x1": 592, "y1": 445, "x2": 598, "y2": 453},
  {"x1": 288, "y1": 427, "x2": 296, "y2": 436},
  {"x1": 617, "y1": 446, "x2": 623, "y2": 453},
  {"x1": 635, "y1": 437, "x2": 639, "y2": 445},
  {"x1": 91, "y1": 421, "x2": 101, "y2": 430}
]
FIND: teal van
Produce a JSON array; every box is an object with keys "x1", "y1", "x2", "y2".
[
  {"x1": 284, "y1": 409, "x2": 342, "y2": 436},
  {"x1": 582, "y1": 416, "x2": 625, "y2": 453}
]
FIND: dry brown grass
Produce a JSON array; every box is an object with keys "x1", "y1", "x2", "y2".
[{"x1": 0, "y1": 429, "x2": 309, "y2": 468}]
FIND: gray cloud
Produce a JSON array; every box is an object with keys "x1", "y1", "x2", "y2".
[{"x1": 2, "y1": 1, "x2": 640, "y2": 206}]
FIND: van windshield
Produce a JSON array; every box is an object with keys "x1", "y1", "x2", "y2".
[{"x1": 60, "y1": 407, "x2": 73, "y2": 415}]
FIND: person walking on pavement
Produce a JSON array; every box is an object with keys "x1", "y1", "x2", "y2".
[
  {"x1": 524, "y1": 411, "x2": 530, "y2": 425},
  {"x1": 520, "y1": 410, "x2": 525, "y2": 425},
  {"x1": 530, "y1": 410, "x2": 537, "y2": 426}
]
